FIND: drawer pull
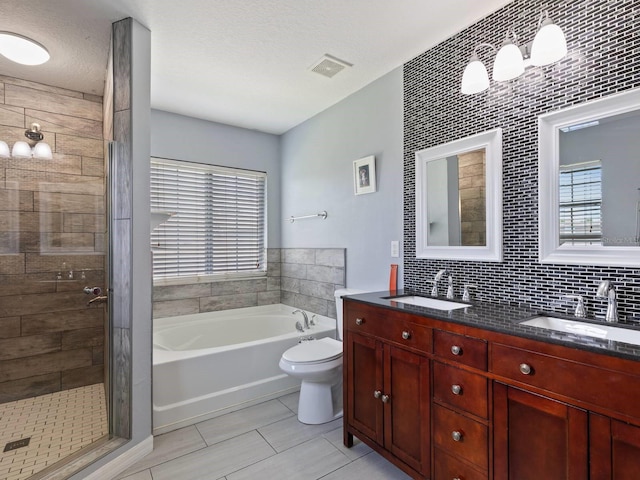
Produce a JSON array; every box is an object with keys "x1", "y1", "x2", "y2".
[
  {"x1": 402, "y1": 331, "x2": 411, "y2": 340},
  {"x1": 373, "y1": 390, "x2": 381, "y2": 399},
  {"x1": 451, "y1": 345, "x2": 462, "y2": 355},
  {"x1": 453, "y1": 478, "x2": 461, "y2": 480},
  {"x1": 451, "y1": 430, "x2": 463, "y2": 442},
  {"x1": 519, "y1": 363, "x2": 532, "y2": 375},
  {"x1": 355, "y1": 318, "x2": 363, "y2": 325},
  {"x1": 451, "y1": 384, "x2": 462, "y2": 395},
  {"x1": 381, "y1": 394, "x2": 390, "y2": 403}
]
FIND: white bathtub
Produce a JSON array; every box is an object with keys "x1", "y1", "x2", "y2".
[{"x1": 152, "y1": 304, "x2": 337, "y2": 434}]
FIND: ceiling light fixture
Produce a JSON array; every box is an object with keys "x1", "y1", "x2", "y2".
[
  {"x1": 0, "y1": 32, "x2": 50, "y2": 65},
  {"x1": 460, "y1": 10, "x2": 567, "y2": 95}
]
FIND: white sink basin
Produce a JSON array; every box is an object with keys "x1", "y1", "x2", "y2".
[
  {"x1": 521, "y1": 316, "x2": 640, "y2": 346},
  {"x1": 387, "y1": 296, "x2": 469, "y2": 311}
]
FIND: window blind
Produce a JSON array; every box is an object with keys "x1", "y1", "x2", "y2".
[
  {"x1": 559, "y1": 160, "x2": 602, "y2": 245},
  {"x1": 151, "y1": 158, "x2": 266, "y2": 279}
]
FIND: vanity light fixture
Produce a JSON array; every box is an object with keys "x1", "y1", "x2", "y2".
[
  {"x1": 3, "y1": 123, "x2": 53, "y2": 160},
  {"x1": 460, "y1": 10, "x2": 567, "y2": 95},
  {"x1": 0, "y1": 32, "x2": 50, "y2": 65}
]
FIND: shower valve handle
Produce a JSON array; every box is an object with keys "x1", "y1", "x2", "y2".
[{"x1": 83, "y1": 286, "x2": 102, "y2": 296}]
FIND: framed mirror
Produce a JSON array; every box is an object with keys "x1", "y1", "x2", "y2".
[
  {"x1": 415, "y1": 128, "x2": 503, "y2": 261},
  {"x1": 539, "y1": 87, "x2": 640, "y2": 266}
]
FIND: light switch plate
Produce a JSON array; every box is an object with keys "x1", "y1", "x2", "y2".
[{"x1": 391, "y1": 240, "x2": 400, "y2": 258}]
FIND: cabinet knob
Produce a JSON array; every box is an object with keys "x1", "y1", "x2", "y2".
[
  {"x1": 451, "y1": 384, "x2": 462, "y2": 395},
  {"x1": 355, "y1": 318, "x2": 363, "y2": 325},
  {"x1": 451, "y1": 345, "x2": 462, "y2": 356},
  {"x1": 451, "y1": 430, "x2": 463, "y2": 442},
  {"x1": 402, "y1": 331, "x2": 411, "y2": 340},
  {"x1": 453, "y1": 478, "x2": 461, "y2": 480},
  {"x1": 373, "y1": 390, "x2": 381, "y2": 399},
  {"x1": 519, "y1": 363, "x2": 532, "y2": 375},
  {"x1": 381, "y1": 394, "x2": 390, "y2": 403}
]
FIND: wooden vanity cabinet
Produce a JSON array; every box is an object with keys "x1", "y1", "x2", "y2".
[
  {"x1": 343, "y1": 299, "x2": 640, "y2": 480},
  {"x1": 493, "y1": 383, "x2": 588, "y2": 480},
  {"x1": 344, "y1": 303, "x2": 431, "y2": 478}
]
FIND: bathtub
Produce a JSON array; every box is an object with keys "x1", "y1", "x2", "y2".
[{"x1": 152, "y1": 303, "x2": 337, "y2": 434}]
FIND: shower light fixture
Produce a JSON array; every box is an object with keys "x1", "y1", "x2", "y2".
[
  {"x1": 1, "y1": 122, "x2": 53, "y2": 160},
  {"x1": 460, "y1": 10, "x2": 567, "y2": 95},
  {"x1": 0, "y1": 32, "x2": 50, "y2": 65}
]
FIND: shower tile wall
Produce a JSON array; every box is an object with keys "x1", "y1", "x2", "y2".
[
  {"x1": 403, "y1": 0, "x2": 640, "y2": 318},
  {"x1": 153, "y1": 248, "x2": 345, "y2": 319},
  {"x1": 0, "y1": 76, "x2": 105, "y2": 403}
]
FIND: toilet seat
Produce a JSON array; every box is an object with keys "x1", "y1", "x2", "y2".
[{"x1": 282, "y1": 337, "x2": 342, "y2": 364}]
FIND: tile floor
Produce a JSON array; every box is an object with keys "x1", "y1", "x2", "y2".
[
  {"x1": 0, "y1": 383, "x2": 108, "y2": 480},
  {"x1": 118, "y1": 391, "x2": 412, "y2": 480}
]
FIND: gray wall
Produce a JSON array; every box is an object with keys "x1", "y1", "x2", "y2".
[
  {"x1": 150, "y1": 109, "x2": 282, "y2": 247},
  {"x1": 280, "y1": 68, "x2": 404, "y2": 291}
]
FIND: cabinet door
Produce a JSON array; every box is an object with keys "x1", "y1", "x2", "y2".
[
  {"x1": 493, "y1": 383, "x2": 588, "y2": 480},
  {"x1": 345, "y1": 332, "x2": 383, "y2": 444},
  {"x1": 384, "y1": 344, "x2": 430, "y2": 475},
  {"x1": 590, "y1": 413, "x2": 640, "y2": 479}
]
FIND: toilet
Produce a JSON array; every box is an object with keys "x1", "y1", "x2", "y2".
[{"x1": 279, "y1": 288, "x2": 365, "y2": 424}]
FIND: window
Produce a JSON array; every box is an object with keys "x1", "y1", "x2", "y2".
[
  {"x1": 151, "y1": 157, "x2": 266, "y2": 280},
  {"x1": 559, "y1": 160, "x2": 602, "y2": 245}
]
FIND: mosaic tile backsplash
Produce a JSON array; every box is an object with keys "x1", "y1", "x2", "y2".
[{"x1": 403, "y1": 0, "x2": 640, "y2": 320}]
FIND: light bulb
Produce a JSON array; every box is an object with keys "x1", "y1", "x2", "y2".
[
  {"x1": 461, "y1": 55, "x2": 490, "y2": 95},
  {"x1": 0, "y1": 141, "x2": 9, "y2": 159},
  {"x1": 11, "y1": 141, "x2": 32, "y2": 159},
  {"x1": 531, "y1": 14, "x2": 567, "y2": 66},
  {"x1": 32, "y1": 142, "x2": 53, "y2": 160},
  {"x1": 492, "y1": 40, "x2": 524, "y2": 82}
]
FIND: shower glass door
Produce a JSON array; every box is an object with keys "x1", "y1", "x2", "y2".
[{"x1": 0, "y1": 81, "x2": 110, "y2": 479}]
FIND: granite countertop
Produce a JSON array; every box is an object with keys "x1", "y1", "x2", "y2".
[{"x1": 344, "y1": 290, "x2": 640, "y2": 362}]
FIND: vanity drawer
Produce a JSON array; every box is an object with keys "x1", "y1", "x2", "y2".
[
  {"x1": 490, "y1": 343, "x2": 640, "y2": 419},
  {"x1": 434, "y1": 448, "x2": 487, "y2": 480},
  {"x1": 433, "y1": 361, "x2": 488, "y2": 419},
  {"x1": 346, "y1": 307, "x2": 431, "y2": 353},
  {"x1": 433, "y1": 404, "x2": 488, "y2": 470},
  {"x1": 434, "y1": 330, "x2": 487, "y2": 370}
]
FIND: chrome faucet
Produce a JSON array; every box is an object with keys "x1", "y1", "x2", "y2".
[
  {"x1": 293, "y1": 309, "x2": 310, "y2": 329},
  {"x1": 431, "y1": 269, "x2": 448, "y2": 297},
  {"x1": 596, "y1": 280, "x2": 618, "y2": 323}
]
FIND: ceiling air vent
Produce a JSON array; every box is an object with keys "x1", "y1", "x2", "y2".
[{"x1": 309, "y1": 54, "x2": 352, "y2": 78}]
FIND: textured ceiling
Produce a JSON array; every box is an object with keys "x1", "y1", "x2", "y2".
[{"x1": 0, "y1": 0, "x2": 513, "y2": 134}]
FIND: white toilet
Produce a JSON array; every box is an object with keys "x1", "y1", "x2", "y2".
[{"x1": 279, "y1": 288, "x2": 365, "y2": 424}]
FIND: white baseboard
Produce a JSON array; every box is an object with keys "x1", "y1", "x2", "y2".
[{"x1": 84, "y1": 436, "x2": 153, "y2": 480}]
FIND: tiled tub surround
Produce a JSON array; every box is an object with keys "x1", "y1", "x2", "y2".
[
  {"x1": 403, "y1": 0, "x2": 640, "y2": 316},
  {"x1": 0, "y1": 75, "x2": 106, "y2": 404},
  {"x1": 153, "y1": 248, "x2": 345, "y2": 319}
]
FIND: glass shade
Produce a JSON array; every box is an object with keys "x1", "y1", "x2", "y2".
[
  {"x1": 0, "y1": 140, "x2": 9, "y2": 158},
  {"x1": 492, "y1": 41, "x2": 525, "y2": 81},
  {"x1": 11, "y1": 141, "x2": 32, "y2": 159},
  {"x1": 0, "y1": 32, "x2": 50, "y2": 65},
  {"x1": 32, "y1": 141, "x2": 53, "y2": 160},
  {"x1": 531, "y1": 19, "x2": 567, "y2": 66},
  {"x1": 461, "y1": 57, "x2": 490, "y2": 95}
]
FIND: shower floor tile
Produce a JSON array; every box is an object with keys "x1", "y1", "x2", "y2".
[{"x1": 0, "y1": 383, "x2": 108, "y2": 480}]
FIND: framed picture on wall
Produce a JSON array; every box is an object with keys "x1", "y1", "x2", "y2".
[{"x1": 353, "y1": 155, "x2": 376, "y2": 195}]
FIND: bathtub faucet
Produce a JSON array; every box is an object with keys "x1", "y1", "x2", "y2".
[{"x1": 293, "y1": 309, "x2": 310, "y2": 329}]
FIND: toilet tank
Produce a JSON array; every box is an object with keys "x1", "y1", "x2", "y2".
[{"x1": 334, "y1": 288, "x2": 367, "y2": 341}]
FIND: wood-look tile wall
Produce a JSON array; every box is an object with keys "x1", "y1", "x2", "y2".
[
  {"x1": 0, "y1": 75, "x2": 105, "y2": 404},
  {"x1": 152, "y1": 247, "x2": 346, "y2": 320}
]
